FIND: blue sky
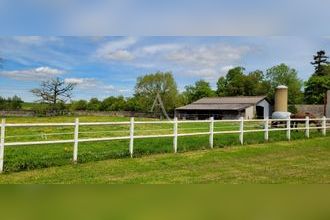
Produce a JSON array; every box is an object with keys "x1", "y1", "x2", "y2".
[
  {"x1": 1, "y1": 36, "x2": 330, "y2": 102},
  {"x1": 1, "y1": 0, "x2": 330, "y2": 35}
]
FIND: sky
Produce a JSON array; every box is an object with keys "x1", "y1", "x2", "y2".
[
  {"x1": 0, "y1": 36, "x2": 330, "y2": 102},
  {"x1": 0, "y1": 0, "x2": 330, "y2": 35}
]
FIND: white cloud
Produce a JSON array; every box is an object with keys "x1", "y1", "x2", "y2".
[
  {"x1": 129, "y1": 43, "x2": 248, "y2": 81},
  {"x1": 64, "y1": 77, "x2": 97, "y2": 86},
  {"x1": 0, "y1": 66, "x2": 65, "y2": 81},
  {"x1": 13, "y1": 36, "x2": 61, "y2": 45},
  {"x1": 184, "y1": 69, "x2": 217, "y2": 79},
  {"x1": 220, "y1": 65, "x2": 234, "y2": 74},
  {"x1": 95, "y1": 37, "x2": 137, "y2": 61},
  {"x1": 166, "y1": 44, "x2": 250, "y2": 68},
  {"x1": 141, "y1": 44, "x2": 182, "y2": 54},
  {"x1": 64, "y1": 77, "x2": 123, "y2": 95}
]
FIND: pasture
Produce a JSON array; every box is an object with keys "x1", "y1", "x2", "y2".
[
  {"x1": 1, "y1": 115, "x2": 329, "y2": 173},
  {"x1": 0, "y1": 137, "x2": 329, "y2": 183}
]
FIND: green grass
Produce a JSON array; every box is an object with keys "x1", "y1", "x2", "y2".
[
  {"x1": 1, "y1": 115, "x2": 329, "y2": 173},
  {"x1": 0, "y1": 137, "x2": 329, "y2": 183}
]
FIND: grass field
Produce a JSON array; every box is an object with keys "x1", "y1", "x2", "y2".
[
  {"x1": 1, "y1": 115, "x2": 329, "y2": 173},
  {"x1": 0, "y1": 137, "x2": 329, "y2": 183}
]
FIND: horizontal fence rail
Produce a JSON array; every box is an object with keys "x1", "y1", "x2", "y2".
[{"x1": 0, "y1": 116, "x2": 329, "y2": 173}]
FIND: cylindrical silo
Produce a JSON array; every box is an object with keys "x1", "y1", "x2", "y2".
[{"x1": 274, "y1": 85, "x2": 288, "y2": 112}]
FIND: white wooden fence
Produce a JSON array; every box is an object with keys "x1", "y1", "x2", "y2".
[{"x1": 0, "y1": 116, "x2": 329, "y2": 173}]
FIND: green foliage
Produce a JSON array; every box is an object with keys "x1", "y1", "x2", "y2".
[
  {"x1": 125, "y1": 97, "x2": 144, "y2": 112},
  {"x1": 216, "y1": 67, "x2": 271, "y2": 97},
  {"x1": 183, "y1": 80, "x2": 216, "y2": 103},
  {"x1": 0, "y1": 95, "x2": 23, "y2": 110},
  {"x1": 311, "y1": 50, "x2": 329, "y2": 76},
  {"x1": 265, "y1": 64, "x2": 303, "y2": 104},
  {"x1": 31, "y1": 102, "x2": 68, "y2": 116},
  {"x1": 134, "y1": 71, "x2": 179, "y2": 112},
  {"x1": 86, "y1": 98, "x2": 102, "y2": 111},
  {"x1": 304, "y1": 71, "x2": 330, "y2": 104},
  {"x1": 305, "y1": 51, "x2": 330, "y2": 104},
  {"x1": 70, "y1": 100, "x2": 88, "y2": 111},
  {"x1": 100, "y1": 96, "x2": 127, "y2": 111},
  {"x1": 288, "y1": 105, "x2": 298, "y2": 114}
]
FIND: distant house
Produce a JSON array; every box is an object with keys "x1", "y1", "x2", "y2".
[{"x1": 175, "y1": 96, "x2": 270, "y2": 120}]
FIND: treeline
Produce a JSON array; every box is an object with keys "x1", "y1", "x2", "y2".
[
  {"x1": 0, "y1": 95, "x2": 23, "y2": 110},
  {"x1": 69, "y1": 63, "x2": 305, "y2": 114},
  {"x1": 2, "y1": 51, "x2": 330, "y2": 116},
  {"x1": 70, "y1": 96, "x2": 142, "y2": 112}
]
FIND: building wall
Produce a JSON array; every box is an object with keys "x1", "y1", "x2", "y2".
[
  {"x1": 244, "y1": 106, "x2": 254, "y2": 119},
  {"x1": 175, "y1": 110, "x2": 241, "y2": 120},
  {"x1": 295, "y1": 105, "x2": 324, "y2": 117},
  {"x1": 256, "y1": 99, "x2": 271, "y2": 118}
]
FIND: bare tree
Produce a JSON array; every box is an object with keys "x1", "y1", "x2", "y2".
[{"x1": 31, "y1": 77, "x2": 76, "y2": 104}]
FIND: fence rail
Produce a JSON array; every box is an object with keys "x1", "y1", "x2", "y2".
[{"x1": 0, "y1": 116, "x2": 329, "y2": 173}]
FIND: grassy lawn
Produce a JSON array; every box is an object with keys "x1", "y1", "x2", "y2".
[
  {"x1": 1, "y1": 115, "x2": 329, "y2": 173},
  {"x1": 0, "y1": 137, "x2": 329, "y2": 183}
]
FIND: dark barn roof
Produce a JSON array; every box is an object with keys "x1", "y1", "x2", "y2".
[{"x1": 176, "y1": 96, "x2": 267, "y2": 111}]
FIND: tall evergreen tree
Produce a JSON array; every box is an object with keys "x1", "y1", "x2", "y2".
[
  {"x1": 311, "y1": 50, "x2": 329, "y2": 76},
  {"x1": 305, "y1": 51, "x2": 330, "y2": 104}
]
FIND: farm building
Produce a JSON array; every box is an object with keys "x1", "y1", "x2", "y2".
[{"x1": 175, "y1": 96, "x2": 271, "y2": 120}]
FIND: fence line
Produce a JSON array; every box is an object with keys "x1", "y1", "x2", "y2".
[{"x1": 0, "y1": 116, "x2": 329, "y2": 173}]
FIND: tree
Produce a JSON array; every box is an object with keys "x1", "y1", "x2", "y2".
[
  {"x1": 183, "y1": 80, "x2": 215, "y2": 103},
  {"x1": 217, "y1": 67, "x2": 245, "y2": 96},
  {"x1": 70, "y1": 100, "x2": 88, "y2": 111},
  {"x1": 87, "y1": 98, "x2": 101, "y2": 111},
  {"x1": 304, "y1": 73, "x2": 330, "y2": 104},
  {"x1": 305, "y1": 51, "x2": 330, "y2": 104},
  {"x1": 0, "y1": 95, "x2": 23, "y2": 110},
  {"x1": 100, "y1": 96, "x2": 127, "y2": 111},
  {"x1": 31, "y1": 77, "x2": 76, "y2": 105},
  {"x1": 311, "y1": 50, "x2": 329, "y2": 76},
  {"x1": 265, "y1": 64, "x2": 303, "y2": 104},
  {"x1": 216, "y1": 67, "x2": 270, "y2": 97},
  {"x1": 134, "y1": 71, "x2": 179, "y2": 112}
]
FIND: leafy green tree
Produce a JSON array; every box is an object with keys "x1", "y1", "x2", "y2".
[
  {"x1": 87, "y1": 98, "x2": 102, "y2": 111},
  {"x1": 0, "y1": 95, "x2": 23, "y2": 110},
  {"x1": 304, "y1": 65, "x2": 330, "y2": 104},
  {"x1": 183, "y1": 80, "x2": 216, "y2": 103},
  {"x1": 217, "y1": 67, "x2": 245, "y2": 96},
  {"x1": 125, "y1": 97, "x2": 144, "y2": 111},
  {"x1": 70, "y1": 100, "x2": 88, "y2": 111},
  {"x1": 134, "y1": 71, "x2": 179, "y2": 112},
  {"x1": 100, "y1": 96, "x2": 127, "y2": 111},
  {"x1": 265, "y1": 64, "x2": 303, "y2": 104},
  {"x1": 305, "y1": 51, "x2": 330, "y2": 104},
  {"x1": 216, "y1": 67, "x2": 270, "y2": 97}
]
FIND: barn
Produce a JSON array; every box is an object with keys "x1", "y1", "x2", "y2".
[{"x1": 175, "y1": 96, "x2": 271, "y2": 120}]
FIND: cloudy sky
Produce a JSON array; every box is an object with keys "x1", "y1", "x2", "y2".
[{"x1": 0, "y1": 36, "x2": 330, "y2": 101}]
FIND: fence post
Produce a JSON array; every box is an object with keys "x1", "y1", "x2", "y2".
[
  {"x1": 73, "y1": 118, "x2": 79, "y2": 163},
  {"x1": 322, "y1": 116, "x2": 327, "y2": 136},
  {"x1": 305, "y1": 116, "x2": 310, "y2": 138},
  {"x1": 129, "y1": 117, "x2": 134, "y2": 158},
  {"x1": 173, "y1": 117, "x2": 178, "y2": 153},
  {"x1": 239, "y1": 117, "x2": 244, "y2": 145},
  {"x1": 286, "y1": 117, "x2": 291, "y2": 141},
  {"x1": 209, "y1": 117, "x2": 214, "y2": 148},
  {"x1": 0, "y1": 119, "x2": 6, "y2": 173},
  {"x1": 264, "y1": 117, "x2": 269, "y2": 141}
]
